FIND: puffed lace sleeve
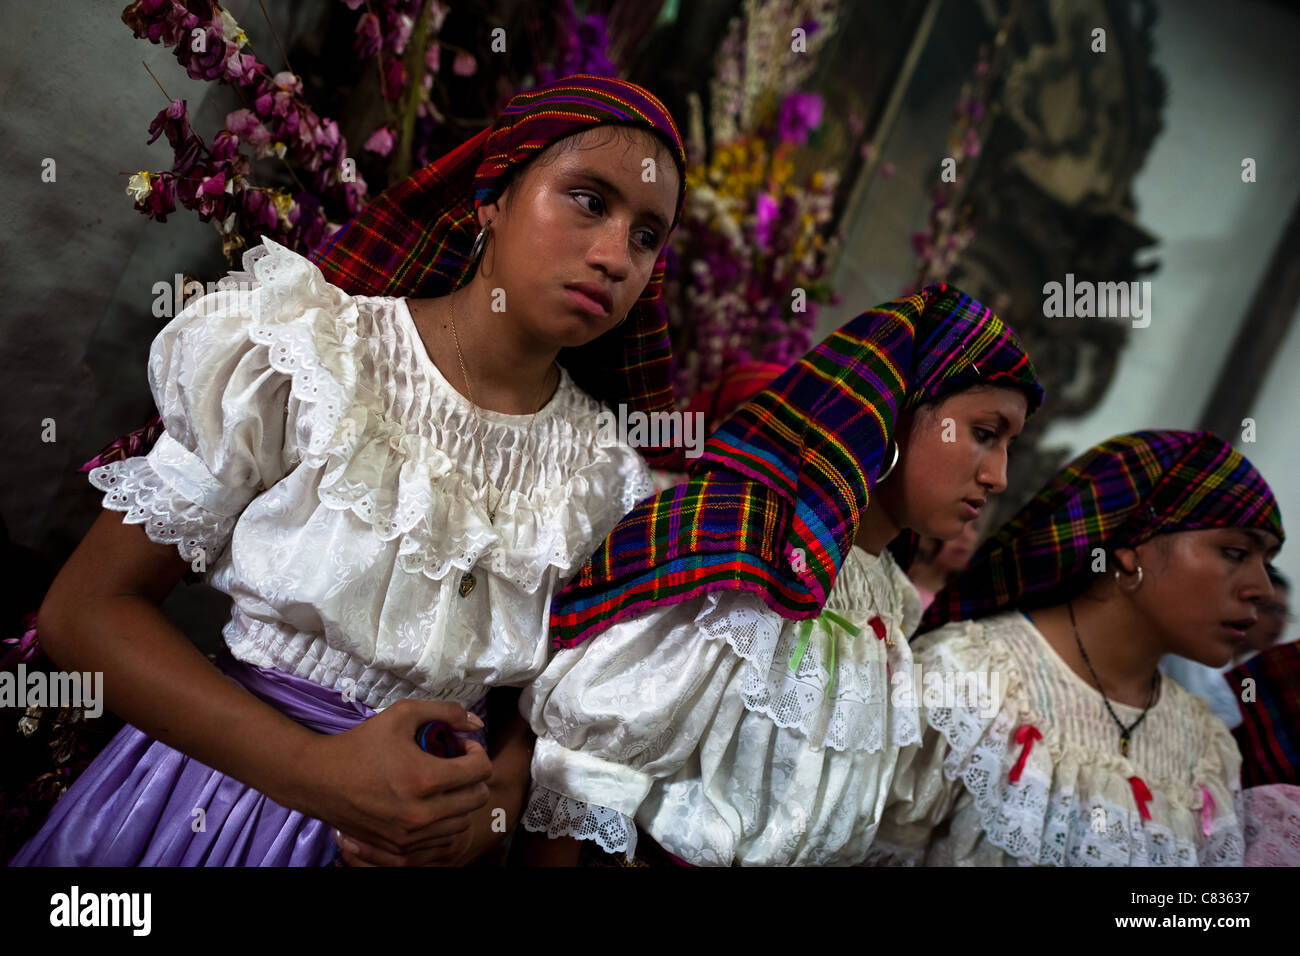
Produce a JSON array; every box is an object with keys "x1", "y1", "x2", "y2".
[
  {"x1": 518, "y1": 593, "x2": 753, "y2": 860},
  {"x1": 89, "y1": 239, "x2": 355, "y2": 567}
]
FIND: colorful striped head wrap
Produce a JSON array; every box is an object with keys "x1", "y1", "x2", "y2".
[
  {"x1": 311, "y1": 74, "x2": 687, "y2": 464},
  {"x1": 1230, "y1": 641, "x2": 1300, "y2": 787},
  {"x1": 552, "y1": 283, "x2": 1044, "y2": 649},
  {"x1": 919, "y1": 429, "x2": 1285, "y2": 633},
  {"x1": 684, "y1": 360, "x2": 789, "y2": 435}
]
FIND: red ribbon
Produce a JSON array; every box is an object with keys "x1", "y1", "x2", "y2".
[
  {"x1": 1129, "y1": 776, "x2": 1153, "y2": 820},
  {"x1": 1009, "y1": 725, "x2": 1041, "y2": 783},
  {"x1": 869, "y1": 615, "x2": 892, "y2": 679}
]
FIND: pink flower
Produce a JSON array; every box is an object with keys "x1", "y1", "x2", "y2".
[
  {"x1": 452, "y1": 52, "x2": 477, "y2": 77},
  {"x1": 381, "y1": 57, "x2": 407, "y2": 101},
  {"x1": 754, "y1": 193, "x2": 779, "y2": 250},
  {"x1": 1, "y1": 612, "x2": 41, "y2": 670},
  {"x1": 363, "y1": 126, "x2": 396, "y2": 158},
  {"x1": 777, "y1": 91, "x2": 823, "y2": 145},
  {"x1": 354, "y1": 12, "x2": 381, "y2": 59}
]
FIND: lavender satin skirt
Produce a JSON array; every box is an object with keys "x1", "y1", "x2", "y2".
[{"x1": 9, "y1": 650, "x2": 487, "y2": 867}]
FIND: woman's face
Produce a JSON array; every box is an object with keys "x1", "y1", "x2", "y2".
[
  {"x1": 876, "y1": 385, "x2": 1029, "y2": 541},
  {"x1": 475, "y1": 126, "x2": 680, "y2": 349},
  {"x1": 1124, "y1": 527, "x2": 1280, "y2": 666}
]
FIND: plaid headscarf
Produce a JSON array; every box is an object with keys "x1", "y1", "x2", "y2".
[
  {"x1": 1230, "y1": 642, "x2": 1300, "y2": 787},
  {"x1": 920, "y1": 430, "x2": 1285, "y2": 633},
  {"x1": 552, "y1": 284, "x2": 1044, "y2": 649},
  {"x1": 311, "y1": 74, "x2": 687, "y2": 465}
]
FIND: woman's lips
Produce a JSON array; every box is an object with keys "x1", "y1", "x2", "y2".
[
  {"x1": 959, "y1": 499, "x2": 983, "y2": 520},
  {"x1": 563, "y1": 286, "x2": 611, "y2": 317}
]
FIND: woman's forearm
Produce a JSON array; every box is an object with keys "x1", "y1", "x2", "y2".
[{"x1": 39, "y1": 592, "x2": 322, "y2": 813}]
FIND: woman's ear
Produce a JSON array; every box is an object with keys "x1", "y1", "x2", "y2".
[
  {"x1": 1112, "y1": 546, "x2": 1140, "y2": 575},
  {"x1": 476, "y1": 199, "x2": 501, "y2": 229}
]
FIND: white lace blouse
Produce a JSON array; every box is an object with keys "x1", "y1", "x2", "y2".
[
  {"x1": 88, "y1": 239, "x2": 653, "y2": 711},
  {"x1": 520, "y1": 545, "x2": 924, "y2": 865},
  {"x1": 869, "y1": 612, "x2": 1245, "y2": 866}
]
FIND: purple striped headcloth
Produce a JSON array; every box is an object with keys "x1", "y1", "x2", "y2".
[
  {"x1": 312, "y1": 74, "x2": 687, "y2": 465},
  {"x1": 552, "y1": 284, "x2": 1044, "y2": 649},
  {"x1": 919, "y1": 429, "x2": 1285, "y2": 633}
]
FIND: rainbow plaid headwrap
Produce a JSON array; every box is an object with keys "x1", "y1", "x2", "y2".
[
  {"x1": 552, "y1": 284, "x2": 1044, "y2": 648},
  {"x1": 311, "y1": 74, "x2": 687, "y2": 465},
  {"x1": 919, "y1": 430, "x2": 1285, "y2": 633}
]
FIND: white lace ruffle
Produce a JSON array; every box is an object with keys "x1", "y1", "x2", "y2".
[
  {"x1": 916, "y1": 618, "x2": 1245, "y2": 866},
  {"x1": 89, "y1": 450, "x2": 229, "y2": 566},
  {"x1": 521, "y1": 783, "x2": 637, "y2": 861},
  {"x1": 695, "y1": 548, "x2": 921, "y2": 753},
  {"x1": 196, "y1": 238, "x2": 652, "y2": 592}
]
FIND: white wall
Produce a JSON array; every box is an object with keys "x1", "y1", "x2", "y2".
[{"x1": 1039, "y1": 0, "x2": 1300, "y2": 620}]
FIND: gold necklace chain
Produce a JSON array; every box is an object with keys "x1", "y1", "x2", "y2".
[{"x1": 446, "y1": 292, "x2": 554, "y2": 525}]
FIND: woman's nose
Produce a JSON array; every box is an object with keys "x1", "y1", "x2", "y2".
[
  {"x1": 979, "y1": 448, "x2": 1009, "y2": 495},
  {"x1": 588, "y1": 221, "x2": 632, "y2": 279}
]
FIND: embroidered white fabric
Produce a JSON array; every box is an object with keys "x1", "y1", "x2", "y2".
[
  {"x1": 1242, "y1": 784, "x2": 1300, "y2": 867},
  {"x1": 872, "y1": 612, "x2": 1246, "y2": 867},
  {"x1": 521, "y1": 546, "x2": 926, "y2": 865},
  {"x1": 90, "y1": 238, "x2": 653, "y2": 711}
]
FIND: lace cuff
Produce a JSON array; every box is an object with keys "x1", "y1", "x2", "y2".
[
  {"x1": 89, "y1": 436, "x2": 242, "y2": 567},
  {"x1": 520, "y1": 783, "x2": 638, "y2": 861}
]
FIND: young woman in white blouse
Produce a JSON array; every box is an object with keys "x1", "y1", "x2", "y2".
[
  {"x1": 873, "y1": 430, "x2": 1282, "y2": 866},
  {"x1": 12, "y1": 76, "x2": 687, "y2": 867},
  {"x1": 516, "y1": 285, "x2": 1044, "y2": 866}
]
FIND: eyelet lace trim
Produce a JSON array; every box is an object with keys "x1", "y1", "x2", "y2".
[
  {"x1": 96, "y1": 238, "x2": 653, "y2": 591},
  {"x1": 88, "y1": 457, "x2": 228, "y2": 566},
  {"x1": 521, "y1": 783, "x2": 637, "y2": 860}
]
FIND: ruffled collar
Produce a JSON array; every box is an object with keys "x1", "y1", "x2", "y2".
[{"x1": 233, "y1": 238, "x2": 653, "y2": 594}]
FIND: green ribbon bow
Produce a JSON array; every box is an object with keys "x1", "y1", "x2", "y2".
[{"x1": 788, "y1": 609, "x2": 861, "y2": 700}]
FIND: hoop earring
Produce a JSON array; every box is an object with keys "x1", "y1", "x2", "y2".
[
  {"x1": 1114, "y1": 565, "x2": 1144, "y2": 592},
  {"x1": 469, "y1": 218, "x2": 493, "y2": 267},
  {"x1": 876, "y1": 441, "x2": 900, "y2": 483}
]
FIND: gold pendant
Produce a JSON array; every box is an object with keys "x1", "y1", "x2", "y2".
[
  {"x1": 1119, "y1": 734, "x2": 1130, "y2": 758},
  {"x1": 458, "y1": 571, "x2": 477, "y2": 598}
]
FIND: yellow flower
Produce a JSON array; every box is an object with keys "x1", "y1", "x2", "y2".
[{"x1": 125, "y1": 171, "x2": 152, "y2": 203}]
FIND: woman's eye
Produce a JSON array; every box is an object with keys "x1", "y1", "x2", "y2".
[
  {"x1": 573, "y1": 191, "x2": 603, "y2": 214},
  {"x1": 1222, "y1": 548, "x2": 1247, "y2": 562},
  {"x1": 973, "y1": 427, "x2": 996, "y2": 444},
  {"x1": 634, "y1": 229, "x2": 658, "y2": 250}
]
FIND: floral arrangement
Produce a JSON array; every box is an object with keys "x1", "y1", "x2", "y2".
[
  {"x1": 907, "y1": 25, "x2": 1009, "y2": 290},
  {"x1": 118, "y1": 0, "x2": 610, "y2": 263},
  {"x1": 120, "y1": 0, "x2": 377, "y2": 260},
  {"x1": 664, "y1": 0, "x2": 842, "y2": 401}
]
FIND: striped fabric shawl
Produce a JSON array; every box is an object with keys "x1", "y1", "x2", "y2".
[
  {"x1": 552, "y1": 284, "x2": 1044, "y2": 649},
  {"x1": 1230, "y1": 641, "x2": 1300, "y2": 787},
  {"x1": 920, "y1": 429, "x2": 1286, "y2": 633},
  {"x1": 310, "y1": 74, "x2": 688, "y2": 467}
]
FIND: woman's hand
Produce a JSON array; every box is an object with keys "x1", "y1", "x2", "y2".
[
  {"x1": 333, "y1": 688, "x2": 536, "y2": 866},
  {"x1": 296, "y1": 698, "x2": 493, "y2": 862}
]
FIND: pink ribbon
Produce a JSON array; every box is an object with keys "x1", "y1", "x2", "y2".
[{"x1": 1200, "y1": 786, "x2": 1216, "y2": 837}]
